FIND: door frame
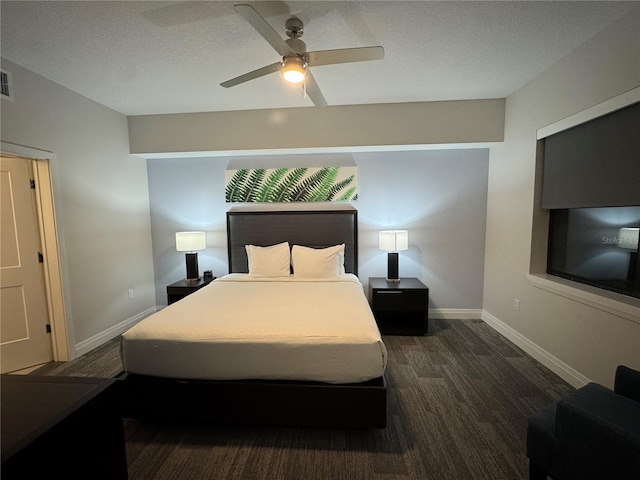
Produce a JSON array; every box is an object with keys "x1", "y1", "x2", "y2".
[{"x1": 1, "y1": 142, "x2": 70, "y2": 361}]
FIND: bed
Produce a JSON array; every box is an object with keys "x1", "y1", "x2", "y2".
[{"x1": 118, "y1": 209, "x2": 387, "y2": 429}]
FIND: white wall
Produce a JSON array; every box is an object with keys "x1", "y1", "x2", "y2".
[
  {"x1": 355, "y1": 149, "x2": 488, "y2": 313},
  {"x1": 0, "y1": 59, "x2": 156, "y2": 357},
  {"x1": 483, "y1": 8, "x2": 640, "y2": 388}
]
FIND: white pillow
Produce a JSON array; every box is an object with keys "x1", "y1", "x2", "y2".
[
  {"x1": 245, "y1": 242, "x2": 291, "y2": 277},
  {"x1": 292, "y1": 244, "x2": 345, "y2": 279}
]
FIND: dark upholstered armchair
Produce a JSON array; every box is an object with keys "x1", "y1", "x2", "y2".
[{"x1": 526, "y1": 365, "x2": 640, "y2": 480}]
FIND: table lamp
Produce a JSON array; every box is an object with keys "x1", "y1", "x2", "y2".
[{"x1": 176, "y1": 231, "x2": 206, "y2": 284}]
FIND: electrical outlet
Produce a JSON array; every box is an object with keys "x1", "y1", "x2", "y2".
[
  {"x1": 514, "y1": 298, "x2": 520, "y2": 311},
  {"x1": 128, "y1": 289, "x2": 134, "y2": 299}
]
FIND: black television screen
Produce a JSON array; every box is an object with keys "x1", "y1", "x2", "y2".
[{"x1": 547, "y1": 206, "x2": 640, "y2": 298}]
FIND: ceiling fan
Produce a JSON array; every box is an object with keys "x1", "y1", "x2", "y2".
[{"x1": 220, "y1": 4, "x2": 384, "y2": 107}]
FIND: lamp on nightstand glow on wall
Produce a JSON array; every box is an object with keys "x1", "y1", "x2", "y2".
[
  {"x1": 379, "y1": 230, "x2": 408, "y2": 283},
  {"x1": 176, "y1": 231, "x2": 206, "y2": 284}
]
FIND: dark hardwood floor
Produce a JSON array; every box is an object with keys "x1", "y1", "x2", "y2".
[{"x1": 30, "y1": 318, "x2": 573, "y2": 479}]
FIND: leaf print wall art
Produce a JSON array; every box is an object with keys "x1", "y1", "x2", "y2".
[{"x1": 225, "y1": 166, "x2": 358, "y2": 203}]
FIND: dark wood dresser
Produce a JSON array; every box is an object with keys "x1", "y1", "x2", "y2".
[{"x1": 1, "y1": 375, "x2": 128, "y2": 479}]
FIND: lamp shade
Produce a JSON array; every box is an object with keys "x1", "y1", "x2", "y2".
[
  {"x1": 618, "y1": 227, "x2": 639, "y2": 250},
  {"x1": 175, "y1": 231, "x2": 206, "y2": 252},
  {"x1": 379, "y1": 230, "x2": 409, "y2": 252}
]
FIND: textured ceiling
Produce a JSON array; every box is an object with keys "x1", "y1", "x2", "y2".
[{"x1": 1, "y1": 1, "x2": 635, "y2": 115}]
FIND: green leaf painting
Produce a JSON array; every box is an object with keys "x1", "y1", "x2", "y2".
[{"x1": 225, "y1": 167, "x2": 358, "y2": 203}]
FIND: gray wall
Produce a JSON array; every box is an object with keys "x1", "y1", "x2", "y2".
[
  {"x1": 0, "y1": 59, "x2": 156, "y2": 357},
  {"x1": 147, "y1": 149, "x2": 489, "y2": 313},
  {"x1": 483, "y1": 7, "x2": 640, "y2": 387}
]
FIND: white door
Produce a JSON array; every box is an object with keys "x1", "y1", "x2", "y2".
[{"x1": 1, "y1": 156, "x2": 52, "y2": 372}]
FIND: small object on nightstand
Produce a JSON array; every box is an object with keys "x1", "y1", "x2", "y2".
[
  {"x1": 166, "y1": 276, "x2": 215, "y2": 305},
  {"x1": 203, "y1": 270, "x2": 213, "y2": 279},
  {"x1": 369, "y1": 277, "x2": 428, "y2": 335}
]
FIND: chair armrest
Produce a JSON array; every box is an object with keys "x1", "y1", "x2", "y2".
[
  {"x1": 526, "y1": 402, "x2": 558, "y2": 476},
  {"x1": 615, "y1": 365, "x2": 640, "y2": 403},
  {"x1": 554, "y1": 383, "x2": 640, "y2": 480}
]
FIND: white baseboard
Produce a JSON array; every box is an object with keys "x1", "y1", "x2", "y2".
[
  {"x1": 429, "y1": 308, "x2": 484, "y2": 319},
  {"x1": 74, "y1": 306, "x2": 158, "y2": 357},
  {"x1": 481, "y1": 310, "x2": 589, "y2": 388}
]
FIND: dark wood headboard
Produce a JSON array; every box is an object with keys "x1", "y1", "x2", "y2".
[{"x1": 226, "y1": 209, "x2": 358, "y2": 275}]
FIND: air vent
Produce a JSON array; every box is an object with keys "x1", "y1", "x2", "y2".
[{"x1": 1, "y1": 68, "x2": 14, "y2": 101}]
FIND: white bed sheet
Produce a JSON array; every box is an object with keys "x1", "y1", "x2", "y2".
[{"x1": 121, "y1": 274, "x2": 387, "y2": 384}]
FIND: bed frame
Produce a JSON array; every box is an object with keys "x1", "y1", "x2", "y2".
[{"x1": 118, "y1": 208, "x2": 387, "y2": 429}]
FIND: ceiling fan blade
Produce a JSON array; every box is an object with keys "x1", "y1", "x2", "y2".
[
  {"x1": 234, "y1": 4, "x2": 295, "y2": 57},
  {"x1": 220, "y1": 61, "x2": 281, "y2": 88},
  {"x1": 303, "y1": 70, "x2": 327, "y2": 107},
  {"x1": 306, "y1": 46, "x2": 384, "y2": 67}
]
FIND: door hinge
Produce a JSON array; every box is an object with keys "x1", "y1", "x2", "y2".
[
  {"x1": 38, "y1": 252, "x2": 44, "y2": 263},
  {"x1": 45, "y1": 324, "x2": 51, "y2": 333},
  {"x1": 30, "y1": 179, "x2": 36, "y2": 189}
]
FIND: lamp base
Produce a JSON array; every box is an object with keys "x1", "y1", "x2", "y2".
[
  {"x1": 185, "y1": 252, "x2": 200, "y2": 283},
  {"x1": 386, "y1": 252, "x2": 400, "y2": 283}
]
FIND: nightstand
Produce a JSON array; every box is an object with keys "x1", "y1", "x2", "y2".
[
  {"x1": 167, "y1": 277, "x2": 215, "y2": 305},
  {"x1": 368, "y1": 277, "x2": 429, "y2": 335}
]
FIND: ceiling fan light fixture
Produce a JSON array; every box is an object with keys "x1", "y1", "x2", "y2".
[{"x1": 281, "y1": 56, "x2": 307, "y2": 83}]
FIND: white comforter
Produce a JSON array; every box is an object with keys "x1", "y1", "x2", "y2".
[{"x1": 121, "y1": 274, "x2": 387, "y2": 384}]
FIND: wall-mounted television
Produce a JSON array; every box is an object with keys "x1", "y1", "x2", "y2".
[{"x1": 541, "y1": 100, "x2": 639, "y2": 299}]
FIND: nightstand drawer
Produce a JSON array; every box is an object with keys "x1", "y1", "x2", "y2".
[{"x1": 373, "y1": 289, "x2": 427, "y2": 312}]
